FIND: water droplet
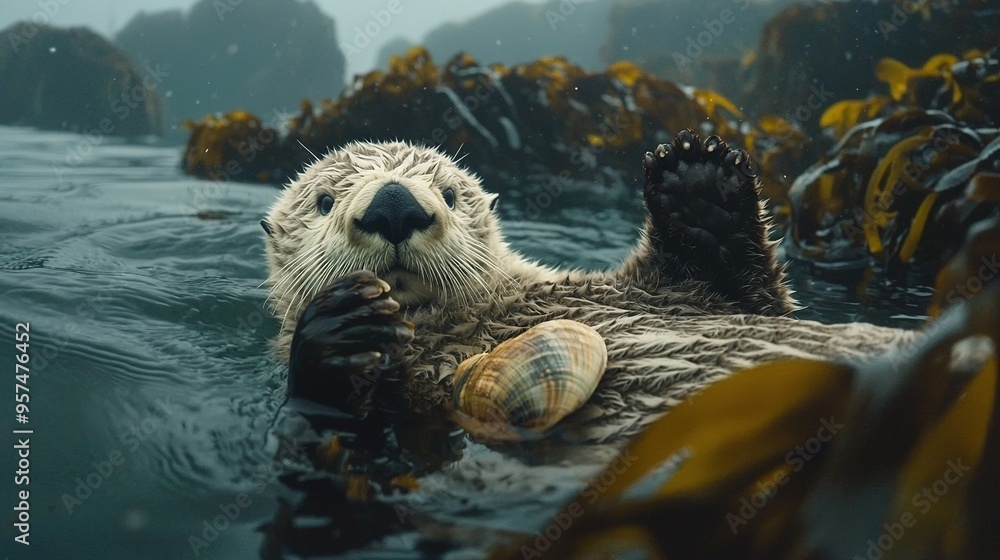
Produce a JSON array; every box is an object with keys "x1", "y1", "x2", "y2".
[{"x1": 122, "y1": 508, "x2": 148, "y2": 531}]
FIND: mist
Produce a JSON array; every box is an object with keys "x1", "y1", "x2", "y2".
[{"x1": 0, "y1": 0, "x2": 550, "y2": 76}]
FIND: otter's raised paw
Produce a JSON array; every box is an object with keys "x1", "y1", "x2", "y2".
[
  {"x1": 642, "y1": 129, "x2": 793, "y2": 315},
  {"x1": 288, "y1": 270, "x2": 414, "y2": 416}
]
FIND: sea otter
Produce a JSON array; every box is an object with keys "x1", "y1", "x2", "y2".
[{"x1": 262, "y1": 130, "x2": 913, "y2": 441}]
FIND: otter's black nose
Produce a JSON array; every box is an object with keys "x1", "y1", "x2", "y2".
[{"x1": 356, "y1": 183, "x2": 435, "y2": 245}]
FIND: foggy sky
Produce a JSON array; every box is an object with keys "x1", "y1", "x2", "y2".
[{"x1": 1, "y1": 0, "x2": 550, "y2": 76}]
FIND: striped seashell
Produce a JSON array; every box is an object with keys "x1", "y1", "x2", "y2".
[{"x1": 451, "y1": 319, "x2": 608, "y2": 439}]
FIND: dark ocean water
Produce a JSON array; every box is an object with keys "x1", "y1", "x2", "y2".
[{"x1": 0, "y1": 125, "x2": 933, "y2": 559}]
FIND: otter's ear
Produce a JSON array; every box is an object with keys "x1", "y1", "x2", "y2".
[
  {"x1": 488, "y1": 194, "x2": 499, "y2": 212},
  {"x1": 260, "y1": 219, "x2": 274, "y2": 237}
]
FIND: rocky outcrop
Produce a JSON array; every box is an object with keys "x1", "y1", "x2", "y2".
[
  {"x1": 115, "y1": 0, "x2": 345, "y2": 131},
  {"x1": 600, "y1": 0, "x2": 794, "y2": 102},
  {"x1": 180, "y1": 49, "x2": 755, "y2": 195},
  {"x1": 378, "y1": 0, "x2": 610, "y2": 71},
  {"x1": 0, "y1": 22, "x2": 163, "y2": 136}
]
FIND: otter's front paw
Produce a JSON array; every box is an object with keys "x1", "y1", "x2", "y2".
[
  {"x1": 643, "y1": 129, "x2": 759, "y2": 272},
  {"x1": 642, "y1": 130, "x2": 793, "y2": 315},
  {"x1": 288, "y1": 270, "x2": 414, "y2": 416}
]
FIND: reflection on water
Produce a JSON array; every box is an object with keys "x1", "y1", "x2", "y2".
[{"x1": 0, "y1": 126, "x2": 930, "y2": 559}]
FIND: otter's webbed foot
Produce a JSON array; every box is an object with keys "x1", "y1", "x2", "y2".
[
  {"x1": 642, "y1": 129, "x2": 794, "y2": 315},
  {"x1": 288, "y1": 270, "x2": 414, "y2": 416}
]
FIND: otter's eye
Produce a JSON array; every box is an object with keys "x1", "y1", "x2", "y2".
[
  {"x1": 318, "y1": 194, "x2": 335, "y2": 215},
  {"x1": 443, "y1": 188, "x2": 456, "y2": 209}
]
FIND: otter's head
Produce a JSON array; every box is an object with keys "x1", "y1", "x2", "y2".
[{"x1": 263, "y1": 141, "x2": 507, "y2": 330}]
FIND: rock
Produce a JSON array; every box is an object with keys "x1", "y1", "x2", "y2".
[
  {"x1": 115, "y1": 0, "x2": 345, "y2": 133},
  {"x1": 600, "y1": 0, "x2": 794, "y2": 102},
  {"x1": 379, "y1": 0, "x2": 610, "y2": 71},
  {"x1": 0, "y1": 22, "x2": 163, "y2": 136},
  {"x1": 741, "y1": 0, "x2": 998, "y2": 136}
]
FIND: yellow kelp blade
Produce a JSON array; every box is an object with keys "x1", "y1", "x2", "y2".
[
  {"x1": 876, "y1": 58, "x2": 916, "y2": 101},
  {"x1": 930, "y1": 217, "x2": 1000, "y2": 317},
  {"x1": 605, "y1": 360, "x2": 854, "y2": 500},
  {"x1": 820, "y1": 99, "x2": 871, "y2": 139},
  {"x1": 566, "y1": 526, "x2": 665, "y2": 560},
  {"x1": 694, "y1": 88, "x2": 745, "y2": 120},
  {"x1": 607, "y1": 61, "x2": 643, "y2": 87},
  {"x1": 804, "y1": 285, "x2": 998, "y2": 560},
  {"x1": 863, "y1": 129, "x2": 935, "y2": 256},
  {"x1": 875, "y1": 55, "x2": 958, "y2": 102},
  {"x1": 819, "y1": 96, "x2": 892, "y2": 139},
  {"x1": 492, "y1": 359, "x2": 855, "y2": 560},
  {"x1": 882, "y1": 357, "x2": 995, "y2": 559},
  {"x1": 897, "y1": 191, "x2": 939, "y2": 263},
  {"x1": 967, "y1": 172, "x2": 1000, "y2": 202},
  {"x1": 923, "y1": 53, "x2": 960, "y2": 75},
  {"x1": 964, "y1": 347, "x2": 1000, "y2": 560}
]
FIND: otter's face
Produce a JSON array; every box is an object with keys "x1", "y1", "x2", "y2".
[{"x1": 264, "y1": 142, "x2": 505, "y2": 328}]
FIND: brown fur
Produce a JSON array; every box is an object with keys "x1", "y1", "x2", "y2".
[{"x1": 265, "y1": 142, "x2": 915, "y2": 441}]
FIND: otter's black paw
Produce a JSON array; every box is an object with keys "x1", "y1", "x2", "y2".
[
  {"x1": 642, "y1": 129, "x2": 793, "y2": 315},
  {"x1": 288, "y1": 270, "x2": 414, "y2": 416}
]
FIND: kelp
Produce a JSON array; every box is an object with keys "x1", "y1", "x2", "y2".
[
  {"x1": 182, "y1": 47, "x2": 790, "y2": 193},
  {"x1": 181, "y1": 110, "x2": 281, "y2": 183},
  {"x1": 487, "y1": 220, "x2": 1000, "y2": 560},
  {"x1": 744, "y1": 114, "x2": 826, "y2": 206},
  {"x1": 736, "y1": 0, "x2": 998, "y2": 210},
  {"x1": 787, "y1": 49, "x2": 1000, "y2": 271},
  {"x1": 822, "y1": 51, "x2": 1000, "y2": 135}
]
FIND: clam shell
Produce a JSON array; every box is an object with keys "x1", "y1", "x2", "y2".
[{"x1": 452, "y1": 319, "x2": 607, "y2": 438}]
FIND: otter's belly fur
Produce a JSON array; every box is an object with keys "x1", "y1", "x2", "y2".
[{"x1": 400, "y1": 273, "x2": 915, "y2": 441}]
